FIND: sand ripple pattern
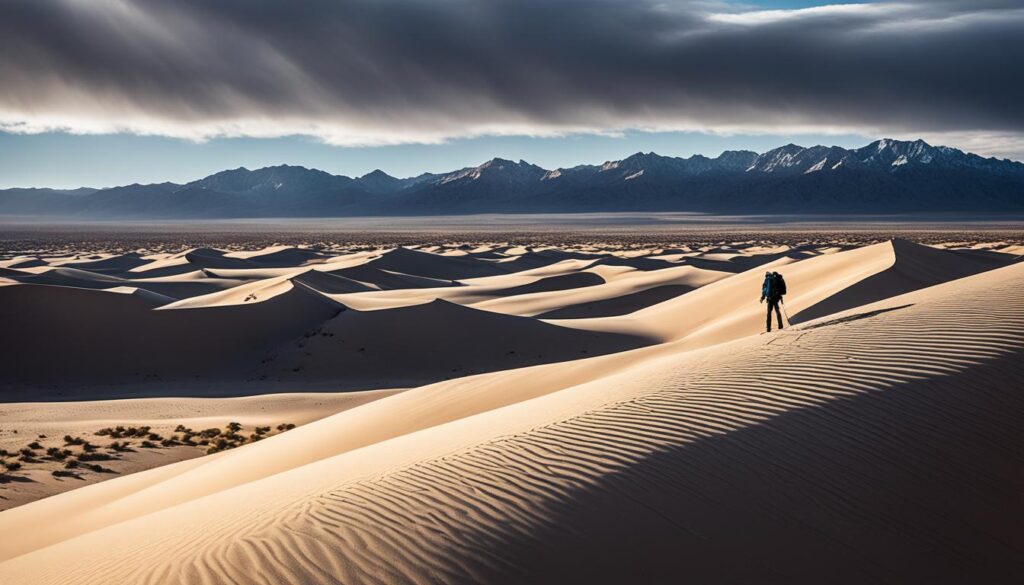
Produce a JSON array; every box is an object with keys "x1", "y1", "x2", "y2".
[{"x1": 7, "y1": 268, "x2": 1024, "y2": 584}]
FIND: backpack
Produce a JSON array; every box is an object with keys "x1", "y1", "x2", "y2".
[{"x1": 773, "y1": 272, "x2": 787, "y2": 296}]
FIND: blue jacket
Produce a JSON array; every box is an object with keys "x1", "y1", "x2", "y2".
[{"x1": 762, "y1": 275, "x2": 779, "y2": 299}]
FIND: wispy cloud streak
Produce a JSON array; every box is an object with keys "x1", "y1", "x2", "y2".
[{"x1": 0, "y1": 0, "x2": 1021, "y2": 156}]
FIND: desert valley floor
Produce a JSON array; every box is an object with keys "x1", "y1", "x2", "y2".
[{"x1": 0, "y1": 225, "x2": 1022, "y2": 584}]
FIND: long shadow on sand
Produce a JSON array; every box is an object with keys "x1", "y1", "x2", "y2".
[
  {"x1": 457, "y1": 345, "x2": 1024, "y2": 584},
  {"x1": 799, "y1": 303, "x2": 914, "y2": 330}
]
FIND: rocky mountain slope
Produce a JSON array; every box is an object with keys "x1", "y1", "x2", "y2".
[{"x1": 3, "y1": 139, "x2": 1022, "y2": 217}]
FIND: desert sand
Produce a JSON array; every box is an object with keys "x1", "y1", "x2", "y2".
[{"x1": 1, "y1": 230, "x2": 1022, "y2": 584}]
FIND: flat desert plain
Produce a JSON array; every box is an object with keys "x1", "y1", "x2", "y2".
[{"x1": 1, "y1": 228, "x2": 1023, "y2": 584}]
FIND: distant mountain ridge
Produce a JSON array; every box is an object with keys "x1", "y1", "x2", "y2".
[{"x1": 3, "y1": 139, "x2": 1022, "y2": 217}]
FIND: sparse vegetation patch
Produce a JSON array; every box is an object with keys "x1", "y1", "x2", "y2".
[{"x1": 0, "y1": 421, "x2": 298, "y2": 492}]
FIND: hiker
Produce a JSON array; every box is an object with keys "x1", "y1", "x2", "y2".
[{"x1": 760, "y1": 270, "x2": 787, "y2": 332}]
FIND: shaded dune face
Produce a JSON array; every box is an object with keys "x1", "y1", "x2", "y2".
[
  {"x1": 535, "y1": 283, "x2": 693, "y2": 318},
  {"x1": 493, "y1": 271, "x2": 605, "y2": 296},
  {"x1": 252, "y1": 298, "x2": 652, "y2": 387},
  {"x1": 1, "y1": 263, "x2": 1021, "y2": 584},
  {"x1": 328, "y1": 264, "x2": 459, "y2": 289},
  {"x1": 360, "y1": 246, "x2": 512, "y2": 280},
  {"x1": 0, "y1": 282, "x2": 343, "y2": 387},
  {"x1": 790, "y1": 238, "x2": 1017, "y2": 324},
  {"x1": 0, "y1": 266, "x2": 245, "y2": 299}
]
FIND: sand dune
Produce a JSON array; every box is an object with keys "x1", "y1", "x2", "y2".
[
  {"x1": 327, "y1": 262, "x2": 728, "y2": 316},
  {"x1": 224, "y1": 245, "x2": 328, "y2": 266},
  {"x1": 253, "y1": 298, "x2": 651, "y2": 387},
  {"x1": 1, "y1": 243, "x2": 669, "y2": 394},
  {"x1": 122, "y1": 247, "x2": 261, "y2": 277},
  {"x1": 475, "y1": 264, "x2": 729, "y2": 318},
  {"x1": 651, "y1": 244, "x2": 827, "y2": 272},
  {"x1": 0, "y1": 282, "x2": 342, "y2": 394},
  {"x1": 791, "y1": 238, "x2": 1019, "y2": 323},
  {"x1": 51, "y1": 252, "x2": 151, "y2": 274},
  {"x1": 1, "y1": 256, "x2": 1020, "y2": 584},
  {"x1": 313, "y1": 269, "x2": 606, "y2": 311},
  {"x1": 104, "y1": 285, "x2": 179, "y2": 305},
  {"x1": 536, "y1": 284, "x2": 693, "y2": 318},
  {"x1": 489, "y1": 248, "x2": 598, "y2": 271},
  {"x1": 491, "y1": 270, "x2": 605, "y2": 295},
  {"x1": 585, "y1": 254, "x2": 676, "y2": 271},
  {"x1": 329, "y1": 263, "x2": 459, "y2": 289},
  {"x1": 555, "y1": 239, "x2": 1017, "y2": 349},
  {"x1": 357, "y1": 246, "x2": 512, "y2": 280},
  {"x1": 157, "y1": 272, "x2": 341, "y2": 309},
  {"x1": 290, "y1": 269, "x2": 378, "y2": 294},
  {"x1": 0, "y1": 257, "x2": 48, "y2": 269},
  {"x1": 0, "y1": 266, "x2": 246, "y2": 300}
]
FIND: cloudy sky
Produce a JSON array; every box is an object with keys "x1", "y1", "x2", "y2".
[{"x1": 1, "y1": 0, "x2": 1021, "y2": 188}]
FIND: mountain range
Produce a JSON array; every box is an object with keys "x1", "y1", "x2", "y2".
[{"x1": 3, "y1": 139, "x2": 1022, "y2": 217}]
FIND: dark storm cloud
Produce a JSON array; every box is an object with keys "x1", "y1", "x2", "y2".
[{"x1": 0, "y1": 0, "x2": 1022, "y2": 149}]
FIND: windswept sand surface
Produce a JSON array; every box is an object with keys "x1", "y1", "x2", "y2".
[{"x1": 1, "y1": 230, "x2": 1022, "y2": 583}]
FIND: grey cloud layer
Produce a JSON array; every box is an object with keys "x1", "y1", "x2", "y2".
[{"x1": 1, "y1": 0, "x2": 1022, "y2": 148}]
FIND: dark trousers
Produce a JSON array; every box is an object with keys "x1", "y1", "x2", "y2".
[{"x1": 766, "y1": 297, "x2": 783, "y2": 331}]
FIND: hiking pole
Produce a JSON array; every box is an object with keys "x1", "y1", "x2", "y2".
[{"x1": 781, "y1": 298, "x2": 792, "y2": 327}]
